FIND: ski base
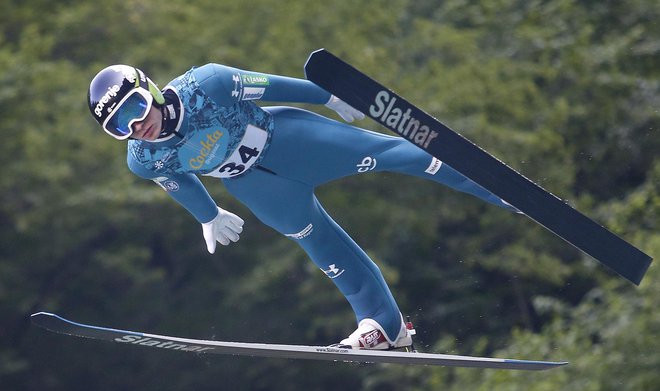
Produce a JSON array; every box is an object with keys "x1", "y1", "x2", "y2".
[{"x1": 31, "y1": 312, "x2": 567, "y2": 371}]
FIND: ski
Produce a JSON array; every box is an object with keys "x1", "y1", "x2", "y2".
[
  {"x1": 304, "y1": 49, "x2": 652, "y2": 285},
  {"x1": 32, "y1": 312, "x2": 566, "y2": 370}
]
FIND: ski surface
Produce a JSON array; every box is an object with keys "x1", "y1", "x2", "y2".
[
  {"x1": 32, "y1": 312, "x2": 566, "y2": 370},
  {"x1": 304, "y1": 49, "x2": 652, "y2": 285}
]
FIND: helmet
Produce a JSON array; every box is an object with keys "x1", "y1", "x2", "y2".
[{"x1": 87, "y1": 65, "x2": 165, "y2": 140}]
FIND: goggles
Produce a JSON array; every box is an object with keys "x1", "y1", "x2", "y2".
[{"x1": 101, "y1": 85, "x2": 154, "y2": 140}]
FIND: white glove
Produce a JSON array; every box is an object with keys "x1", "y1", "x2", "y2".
[
  {"x1": 325, "y1": 95, "x2": 365, "y2": 123},
  {"x1": 201, "y1": 207, "x2": 245, "y2": 254}
]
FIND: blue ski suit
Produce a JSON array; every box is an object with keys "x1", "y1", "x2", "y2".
[{"x1": 127, "y1": 63, "x2": 516, "y2": 341}]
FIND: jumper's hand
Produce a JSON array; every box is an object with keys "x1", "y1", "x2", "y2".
[
  {"x1": 201, "y1": 207, "x2": 244, "y2": 254},
  {"x1": 325, "y1": 95, "x2": 364, "y2": 122}
]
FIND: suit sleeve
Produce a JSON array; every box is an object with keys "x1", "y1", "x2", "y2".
[
  {"x1": 127, "y1": 154, "x2": 219, "y2": 224},
  {"x1": 194, "y1": 63, "x2": 332, "y2": 106}
]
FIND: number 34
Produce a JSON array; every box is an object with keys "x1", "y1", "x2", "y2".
[{"x1": 217, "y1": 145, "x2": 260, "y2": 176}]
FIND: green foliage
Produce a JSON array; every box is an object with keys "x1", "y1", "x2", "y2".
[{"x1": 1, "y1": 0, "x2": 657, "y2": 389}]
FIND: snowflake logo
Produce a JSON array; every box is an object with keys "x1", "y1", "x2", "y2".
[{"x1": 154, "y1": 160, "x2": 164, "y2": 169}]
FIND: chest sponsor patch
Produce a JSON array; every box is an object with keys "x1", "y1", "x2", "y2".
[{"x1": 178, "y1": 129, "x2": 229, "y2": 171}]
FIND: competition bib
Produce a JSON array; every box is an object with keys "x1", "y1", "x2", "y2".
[{"x1": 202, "y1": 124, "x2": 268, "y2": 178}]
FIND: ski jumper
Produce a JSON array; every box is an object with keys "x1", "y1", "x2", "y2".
[{"x1": 127, "y1": 64, "x2": 516, "y2": 341}]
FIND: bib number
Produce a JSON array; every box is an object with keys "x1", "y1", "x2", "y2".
[{"x1": 203, "y1": 125, "x2": 268, "y2": 178}]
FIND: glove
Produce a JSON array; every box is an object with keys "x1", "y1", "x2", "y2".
[
  {"x1": 325, "y1": 95, "x2": 365, "y2": 123},
  {"x1": 201, "y1": 207, "x2": 245, "y2": 254}
]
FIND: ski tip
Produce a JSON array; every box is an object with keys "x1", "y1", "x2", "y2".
[
  {"x1": 304, "y1": 49, "x2": 337, "y2": 79},
  {"x1": 31, "y1": 311, "x2": 62, "y2": 321},
  {"x1": 31, "y1": 311, "x2": 54, "y2": 323},
  {"x1": 309, "y1": 48, "x2": 327, "y2": 56},
  {"x1": 31, "y1": 311, "x2": 55, "y2": 318},
  {"x1": 31, "y1": 312, "x2": 62, "y2": 328},
  {"x1": 304, "y1": 49, "x2": 325, "y2": 77}
]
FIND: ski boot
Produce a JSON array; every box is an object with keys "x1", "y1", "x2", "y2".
[{"x1": 333, "y1": 315, "x2": 417, "y2": 351}]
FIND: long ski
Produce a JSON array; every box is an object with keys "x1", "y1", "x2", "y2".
[
  {"x1": 304, "y1": 49, "x2": 652, "y2": 285},
  {"x1": 31, "y1": 312, "x2": 566, "y2": 370}
]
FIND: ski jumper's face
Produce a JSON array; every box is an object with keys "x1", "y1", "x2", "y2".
[{"x1": 130, "y1": 105, "x2": 162, "y2": 140}]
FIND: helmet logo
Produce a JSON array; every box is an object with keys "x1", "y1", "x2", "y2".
[
  {"x1": 94, "y1": 85, "x2": 121, "y2": 117},
  {"x1": 109, "y1": 65, "x2": 138, "y2": 83}
]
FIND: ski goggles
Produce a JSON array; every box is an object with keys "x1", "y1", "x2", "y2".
[{"x1": 102, "y1": 86, "x2": 154, "y2": 140}]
